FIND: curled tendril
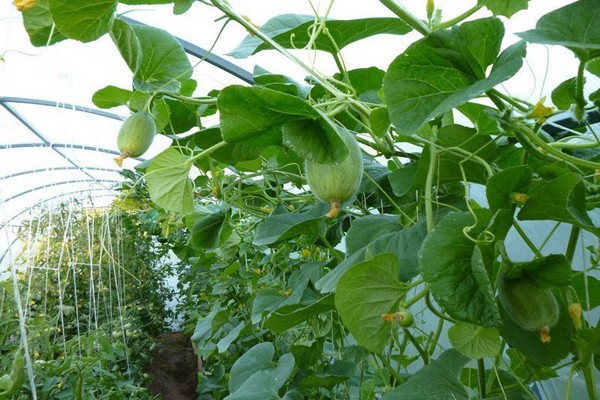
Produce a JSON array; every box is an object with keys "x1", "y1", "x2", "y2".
[{"x1": 462, "y1": 226, "x2": 495, "y2": 245}]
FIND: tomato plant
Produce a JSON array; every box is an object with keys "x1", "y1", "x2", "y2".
[{"x1": 14, "y1": 0, "x2": 600, "y2": 399}]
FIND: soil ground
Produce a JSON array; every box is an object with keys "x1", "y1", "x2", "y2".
[{"x1": 146, "y1": 332, "x2": 199, "y2": 400}]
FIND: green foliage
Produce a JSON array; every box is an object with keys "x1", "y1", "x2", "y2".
[
  {"x1": 477, "y1": 0, "x2": 530, "y2": 18},
  {"x1": 48, "y1": 0, "x2": 117, "y2": 43},
  {"x1": 15, "y1": 0, "x2": 600, "y2": 398},
  {"x1": 335, "y1": 254, "x2": 407, "y2": 353},
  {"x1": 228, "y1": 14, "x2": 412, "y2": 58},
  {"x1": 517, "y1": 0, "x2": 600, "y2": 61},
  {"x1": 383, "y1": 17, "x2": 525, "y2": 134},
  {"x1": 419, "y1": 211, "x2": 500, "y2": 327}
]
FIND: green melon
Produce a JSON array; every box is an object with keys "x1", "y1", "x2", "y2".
[
  {"x1": 114, "y1": 111, "x2": 156, "y2": 166},
  {"x1": 305, "y1": 129, "x2": 363, "y2": 217},
  {"x1": 498, "y1": 275, "x2": 559, "y2": 343}
]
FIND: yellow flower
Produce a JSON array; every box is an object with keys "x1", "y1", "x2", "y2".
[
  {"x1": 528, "y1": 96, "x2": 555, "y2": 124},
  {"x1": 13, "y1": 0, "x2": 36, "y2": 11},
  {"x1": 568, "y1": 303, "x2": 582, "y2": 329}
]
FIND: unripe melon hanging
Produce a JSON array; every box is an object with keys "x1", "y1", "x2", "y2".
[
  {"x1": 305, "y1": 129, "x2": 363, "y2": 218},
  {"x1": 114, "y1": 111, "x2": 157, "y2": 167},
  {"x1": 498, "y1": 275, "x2": 559, "y2": 343}
]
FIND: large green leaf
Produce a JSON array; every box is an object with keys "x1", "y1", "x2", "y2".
[
  {"x1": 111, "y1": 19, "x2": 140, "y2": 72},
  {"x1": 145, "y1": 148, "x2": 194, "y2": 215},
  {"x1": 218, "y1": 85, "x2": 322, "y2": 148},
  {"x1": 0, "y1": 351, "x2": 24, "y2": 397},
  {"x1": 49, "y1": 0, "x2": 116, "y2": 42},
  {"x1": 228, "y1": 14, "x2": 411, "y2": 58},
  {"x1": 383, "y1": 17, "x2": 526, "y2": 135},
  {"x1": 551, "y1": 77, "x2": 579, "y2": 110},
  {"x1": 448, "y1": 322, "x2": 501, "y2": 359},
  {"x1": 419, "y1": 211, "x2": 500, "y2": 327},
  {"x1": 191, "y1": 209, "x2": 230, "y2": 249},
  {"x1": 217, "y1": 321, "x2": 247, "y2": 353},
  {"x1": 265, "y1": 294, "x2": 336, "y2": 333},
  {"x1": 253, "y1": 203, "x2": 329, "y2": 246},
  {"x1": 111, "y1": 19, "x2": 192, "y2": 92},
  {"x1": 456, "y1": 102, "x2": 502, "y2": 136},
  {"x1": 518, "y1": 171, "x2": 600, "y2": 234},
  {"x1": 252, "y1": 289, "x2": 286, "y2": 324},
  {"x1": 92, "y1": 85, "x2": 132, "y2": 109},
  {"x1": 316, "y1": 219, "x2": 426, "y2": 293},
  {"x1": 225, "y1": 372, "x2": 281, "y2": 400},
  {"x1": 507, "y1": 348, "x2": 558, "y2": 383},
  {"x1": 228, "y1": 342, "x2": 295, "y2": 396},
  {"x1": 345, "y1": 214, "x2": 400, "y2": 255},
  {"x1": 382, "y1": 349, "x2": 470, "y2": 400},
  {"x1": 421, "y1": 125, "x2": 498, "y2": 185},
  {"x1": 503, "y1": 254, "x2": 572, "y2": 289},
  {"x1": 281, "y1": 115, "x2": 348, "y2": 164},
  {"x1": 486, "y1": 165, "x2": 532, "y2": 212},
  {"x1": 299, "y1": 361, "x2": 356, "y2": 390},
  {"x1": 517, "y1": 0, "x2": 600, "y2": 61},
  {"x1": 229, "y1": 342, "x2": 276, "y2": 393},
  {"x1": 477, "y1": 0, "x2": 529, "y2": 18},
  {"x1": 193, "y1": 128, "x2": 260, "y2": 164},
  {"x1": 335, "y1": 254, "x2": 407, "y2": 353},
  {"x1": 22, "y1": 0, "x2": 67, "y2": 46},
  {"x1": 499, "y1": 300, "x2": 574, "y2": 366}
]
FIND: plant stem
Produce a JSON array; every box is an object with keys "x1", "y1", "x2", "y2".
[
  {"x1": 566, "y1": 226, "x2": 581, "y2": 263},
  {"x1": 157, "y1": 92, "x2": 218, "y2": 105},
  {"x1": 319, "y1": 234, "x2": 343, "y2": 262},
  {"x1": 426, "y1": 318, "x2": 444, "y2": 356},
  {"x1": 426, "y1": 292, "x2": 456, "y2": 323},
  {"x1": 582, "y1": 362, "x2": 598, "y2": 400},
  {"x1": 514, "y1": 123, "x2": 600, "y2": 170},
  {"x1": 377, "y1": 353, "x2": 404, "y2": 384},
  {"x1": 435, "y1": 5, "x2": 483, "y2": 30},
  {"x1": 512, "y1": 219, "x2": 543, "y2": 258},
  {"x1": 575, "y1": 60, "x2": 587, "y2": 119},
  {"x1": 424, "y1": 141, "x2": 437, "y2": 233},
  {"x1": 404, "y1": 328, "x2": 429, "y2": 364},
  {"x1": 190, "y1": 141, "x2": 229, "y2": 163},
  {"x1": 477, "y1": 358, "x2": 487, "y2": 399},
  {"x1": 403, "y1": 286, "x2": 428, "y2": 308},
  {"x1": 488, "y1": 89, "x2": 530, "y2": 112},
  {"x1": 378, "y1": 0, "x2": 431, "y2": 35},
  {"x1": 550, "y1": 140, "x2": 600, "y2": 150}
]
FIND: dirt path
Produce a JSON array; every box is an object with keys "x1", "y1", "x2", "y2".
[{"x1": 146, "y1": 332, "x2": 199, "y2": 400}]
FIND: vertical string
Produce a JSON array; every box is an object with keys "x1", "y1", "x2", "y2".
[
  {"x1": 85, "y1": 207, "x2": 98, "y2": 332},
  {"x1": 0, "y1": 193, "x2": 38, "y2": 400},
  {"x1": 67, "y1": 201, "x2": 82, "y2": 357},
  {"x1": 104, "y1": 211, "x2": 131, "y2": 373},
  {"x1": 54, "y1": 203, "x2": 74, "y2": 356}
]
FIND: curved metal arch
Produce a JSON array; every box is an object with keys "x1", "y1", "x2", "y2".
[
  {"x1": 0, "y1": 166, "x2": 122, "y2": 182},
  {"x1": 0, "y1": 101, "x2": 130, "y2": 188},
  {"x1": 120, "y1": 17, "x2": 254, "y2": 85},
  {"x1": 2, "y1": 188, "x2": 117, "y2": 228},
  {"x1": 3, "y1": 179, "x2": 120, "y2": 204},
  {"x1": 0, "y1": 97, "x2": 125, "y2": 121},
  {"x1": 0, "y1": 142, "x2": 136, "y2": 158}
]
